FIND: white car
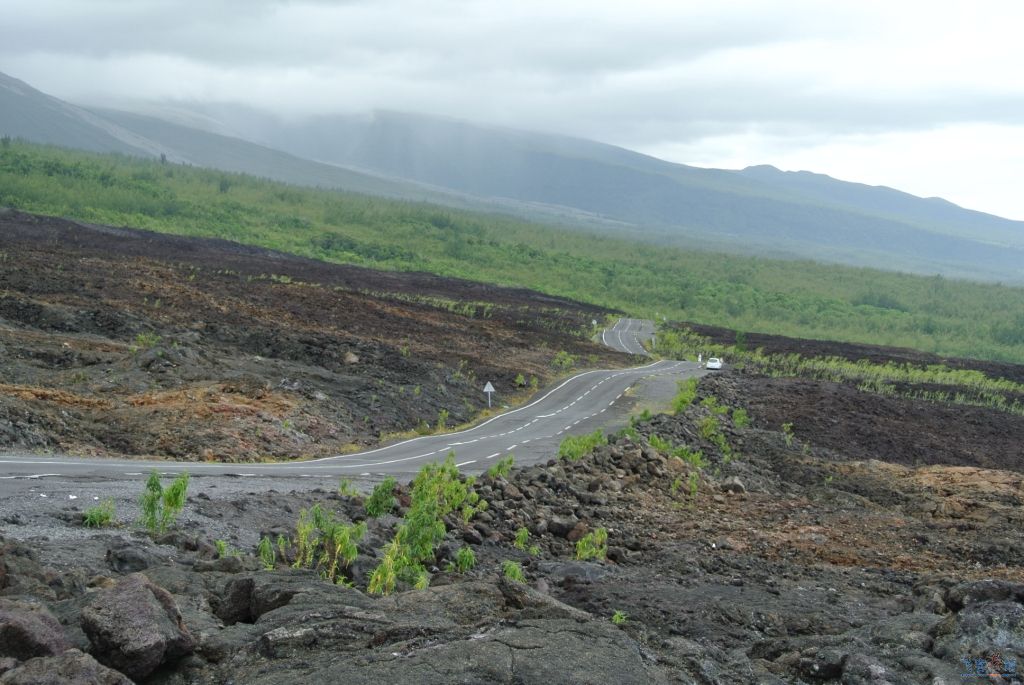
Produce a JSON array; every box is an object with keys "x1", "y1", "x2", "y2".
[{"x1": 705, "y1": 357, "x2": 723, "y2": 370}]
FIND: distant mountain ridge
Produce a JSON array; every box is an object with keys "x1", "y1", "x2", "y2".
[
  {"x1": 2, "y1": 70, "x2": 1022, "y2": 282},
  {"x1": 0, "y1": 72, "x2": 464, "y2": 205}
]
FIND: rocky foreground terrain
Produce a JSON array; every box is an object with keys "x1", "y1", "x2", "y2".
[
  {"x1": 2, "y1": 346, "x2": 1023, "y2": 683},
  {"x1": 1, "y1": 210, "x2": 1022, "y2": 683}
]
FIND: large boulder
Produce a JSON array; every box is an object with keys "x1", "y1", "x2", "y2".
[
  {"x1": 0, "y1": 539, "x2": 51, "y2": 599},
  {"x1": 105, "y1": 540, "x2": 156, "y2": 574},
  {"x1": 198, "y1": 577, "x2": 670, "y2": 683},
  {"x1": 81, "y1": 573, "x2": 195, "y2": 680},
  {"x1": 230, "y1": 617, "x2": 670, "y2": 684},
  {"x1": 0, "y1": 599, "x2": 69, "y2": 660},
  {"x1": 0, "y1": 649, "x2": 131, "y2": 685}
]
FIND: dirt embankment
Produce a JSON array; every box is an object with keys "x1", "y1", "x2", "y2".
[{"x1": 0, "y1": 209, "x2": 626, "y2": 461}]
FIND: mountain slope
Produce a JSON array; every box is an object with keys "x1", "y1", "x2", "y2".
[
  {"x1": 211, "y1": 109, "x2": 1024, "y2": 281},
  {"x1": 3, "y1": 70, "x2": 1023, "y2": 282},
  {"x1": 0, "y1": 72, "x2": 457, "y2": 205},
  {"x1": 0, "y1": 71, "x2": 173, "y2": 158}
]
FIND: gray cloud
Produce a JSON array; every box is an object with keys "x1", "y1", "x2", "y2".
[{"x1": 2, "y1": 0, "x2": 1023, "y2": 216}]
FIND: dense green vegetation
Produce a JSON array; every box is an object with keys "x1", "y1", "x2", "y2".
[
  {"x1": 367, "y1": 454, "x2": 480, "y2": 595},
  {"x1": 656, "y1": 327, "x2": 1024, "y2": 416},
  {"x1": 3, "y1": 140, "x2": 1024, "y2": 363}
]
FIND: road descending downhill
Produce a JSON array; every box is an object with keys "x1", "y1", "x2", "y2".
[
  {"x1": 602, "y1": 318, "x2": 655, "y2": 356},
  {"x1": 0, "y1": 319, "x2": 697, "y2": 484}
]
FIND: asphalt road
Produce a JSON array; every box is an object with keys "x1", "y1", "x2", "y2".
[
  {"x1": 601, "y1": 317, "x2": 654, "y2": 355},
  {"x1": 0, "y1": 319, "x2": 697, "y2": 486}
]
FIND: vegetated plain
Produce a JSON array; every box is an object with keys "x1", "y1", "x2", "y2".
[{"x1": 3, "y1": 139, "x2": 1024, "y2": 363}]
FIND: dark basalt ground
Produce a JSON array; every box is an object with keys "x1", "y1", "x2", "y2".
[
  {"x1": 2, "y1": 210, "x2": 1023, "y2": 683},
  {"x1": 0, "y1": 209, "x2": 625, "y2": 461}
]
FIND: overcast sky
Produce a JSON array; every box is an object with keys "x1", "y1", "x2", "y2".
[{"x1": 3, "y1": 0, "x2": 1024, "y2": 219}]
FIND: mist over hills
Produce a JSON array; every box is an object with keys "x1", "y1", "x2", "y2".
[{"x1": 2, "y1": 70, "x2": 1022, "y2": 283}]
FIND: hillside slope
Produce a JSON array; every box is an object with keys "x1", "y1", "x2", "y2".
[
  {"x1": 0, "y1": 71, "x2": 458, "y2": 205},
  {"x1": 202, "y1": 108, "x2": 1024, "y2": 281}
]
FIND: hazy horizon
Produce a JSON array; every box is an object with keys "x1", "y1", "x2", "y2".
[{"x1": 3, "y1": 1, "x2": 1023, "y2": 219}]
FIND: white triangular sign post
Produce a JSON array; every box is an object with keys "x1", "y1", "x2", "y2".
[{"x1": 483, "y1": 381, "x2": 495, "y2": 408}]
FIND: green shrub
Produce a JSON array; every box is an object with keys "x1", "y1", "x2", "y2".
[
  {"x1": 133, "y1": 331, "x2": 161, "y2": 350},
  {"x1": 732, "y1": 408, "x2": 750, "y2": 428},
  {"x1": 257, "y1": 536, "x2": 276, "y2": 570},
  {"x1": 83, "y1": 499, "x2": 115, "y2": 528},
  {"x1": 369, "y1": 453, "x2": 473, "y2": 595},
  {"x1": 700, "y1": 395, "x2": 729, "y2": 415},
  {"x1": 513, "y1": 527, "x2": 530, "y2": 550},
  {"x1": 160, "y1": 471, "x2": 190, "y2": 532},
  {"x1": 611, "y1": 610, "x2": 628, "y2": 625},
  {"x1": 782, "y1": 422, "x2": 795, "y2": 447},
  {"x1": 648, "y1": 434, "x2": 671, "y2": 451},
  {"x1": 436, "y1": 408, "x2": 449, "y2": 432},
  {"x1": 365, "y1": 476, "x2": 397, "y2": 517},
  {"x1": 291, "y1": 503, "x2": 367, "y2": 583},
  {"x1": 698, "y1": 416, "x2": 732, "y2": 459},
  {"x1": 617, "y1": 425, "x2": 639, "y2": 440},
  {"x1": 461, "y1": 489, "x2": 487, "y2": 523},
  {"x1": 671, "y1": 445, "x2": 706, "y2": 468},
  {"x1": 486, "y1": 454, "x2": 515, "y2": 479},
  {"x1": 502, "y1": 560, "x2": 526, "y2": 583},
  {"x1": 139, "y1": 470, "x2": 189, "y2": 534},
  {"x1": 338, "y1": 478, "x2": 357, "y2": 496},
  {"x1": 672, "y1": 378, "x2": 699, "y2": 413},
  {"x1": 558, "y1": 429, "x2": 607, "y2": 460},
  {"x1": 552, "y1": 350, "x2": 576, "y2": 369},
  {"x1": 575, "y1": 528, "x2": 608, "y2": 561},
  {"x1": 215, "y1": 539, "x2": 240, "y2": 558},
  {"x1": 447, "y1": 546, "x2": 476, "y2": 573}
]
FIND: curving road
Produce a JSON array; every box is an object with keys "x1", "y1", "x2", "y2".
[
  {"x1": 0, "y1": 319, "x2": 695, "y2": 485},
  {"x1": 601, "y1": 317, "x2": 654, "y2": 356}
]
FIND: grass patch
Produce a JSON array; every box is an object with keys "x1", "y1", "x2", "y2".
[
  {"x1": 486, "y1": 454, "x2": 515, "y2": 479},
  {"x1": 558, "y1": 429, "x2": 607, "y2": 461},
  {"x1": 502, "y1": 560, "x2": 526, "y2": 583},
  {"x1": 82, "y1": 499, "x2": 115, "y2": 528},
  {"x1": 672, "y1": 377, "x2": 699, "y2": 413},
  {"x1": 365, "y1": 476, "x2": 397, "y2": 518},
  {"x1": 575, "y1": 528, "x2": 609, "y2": 561}
]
